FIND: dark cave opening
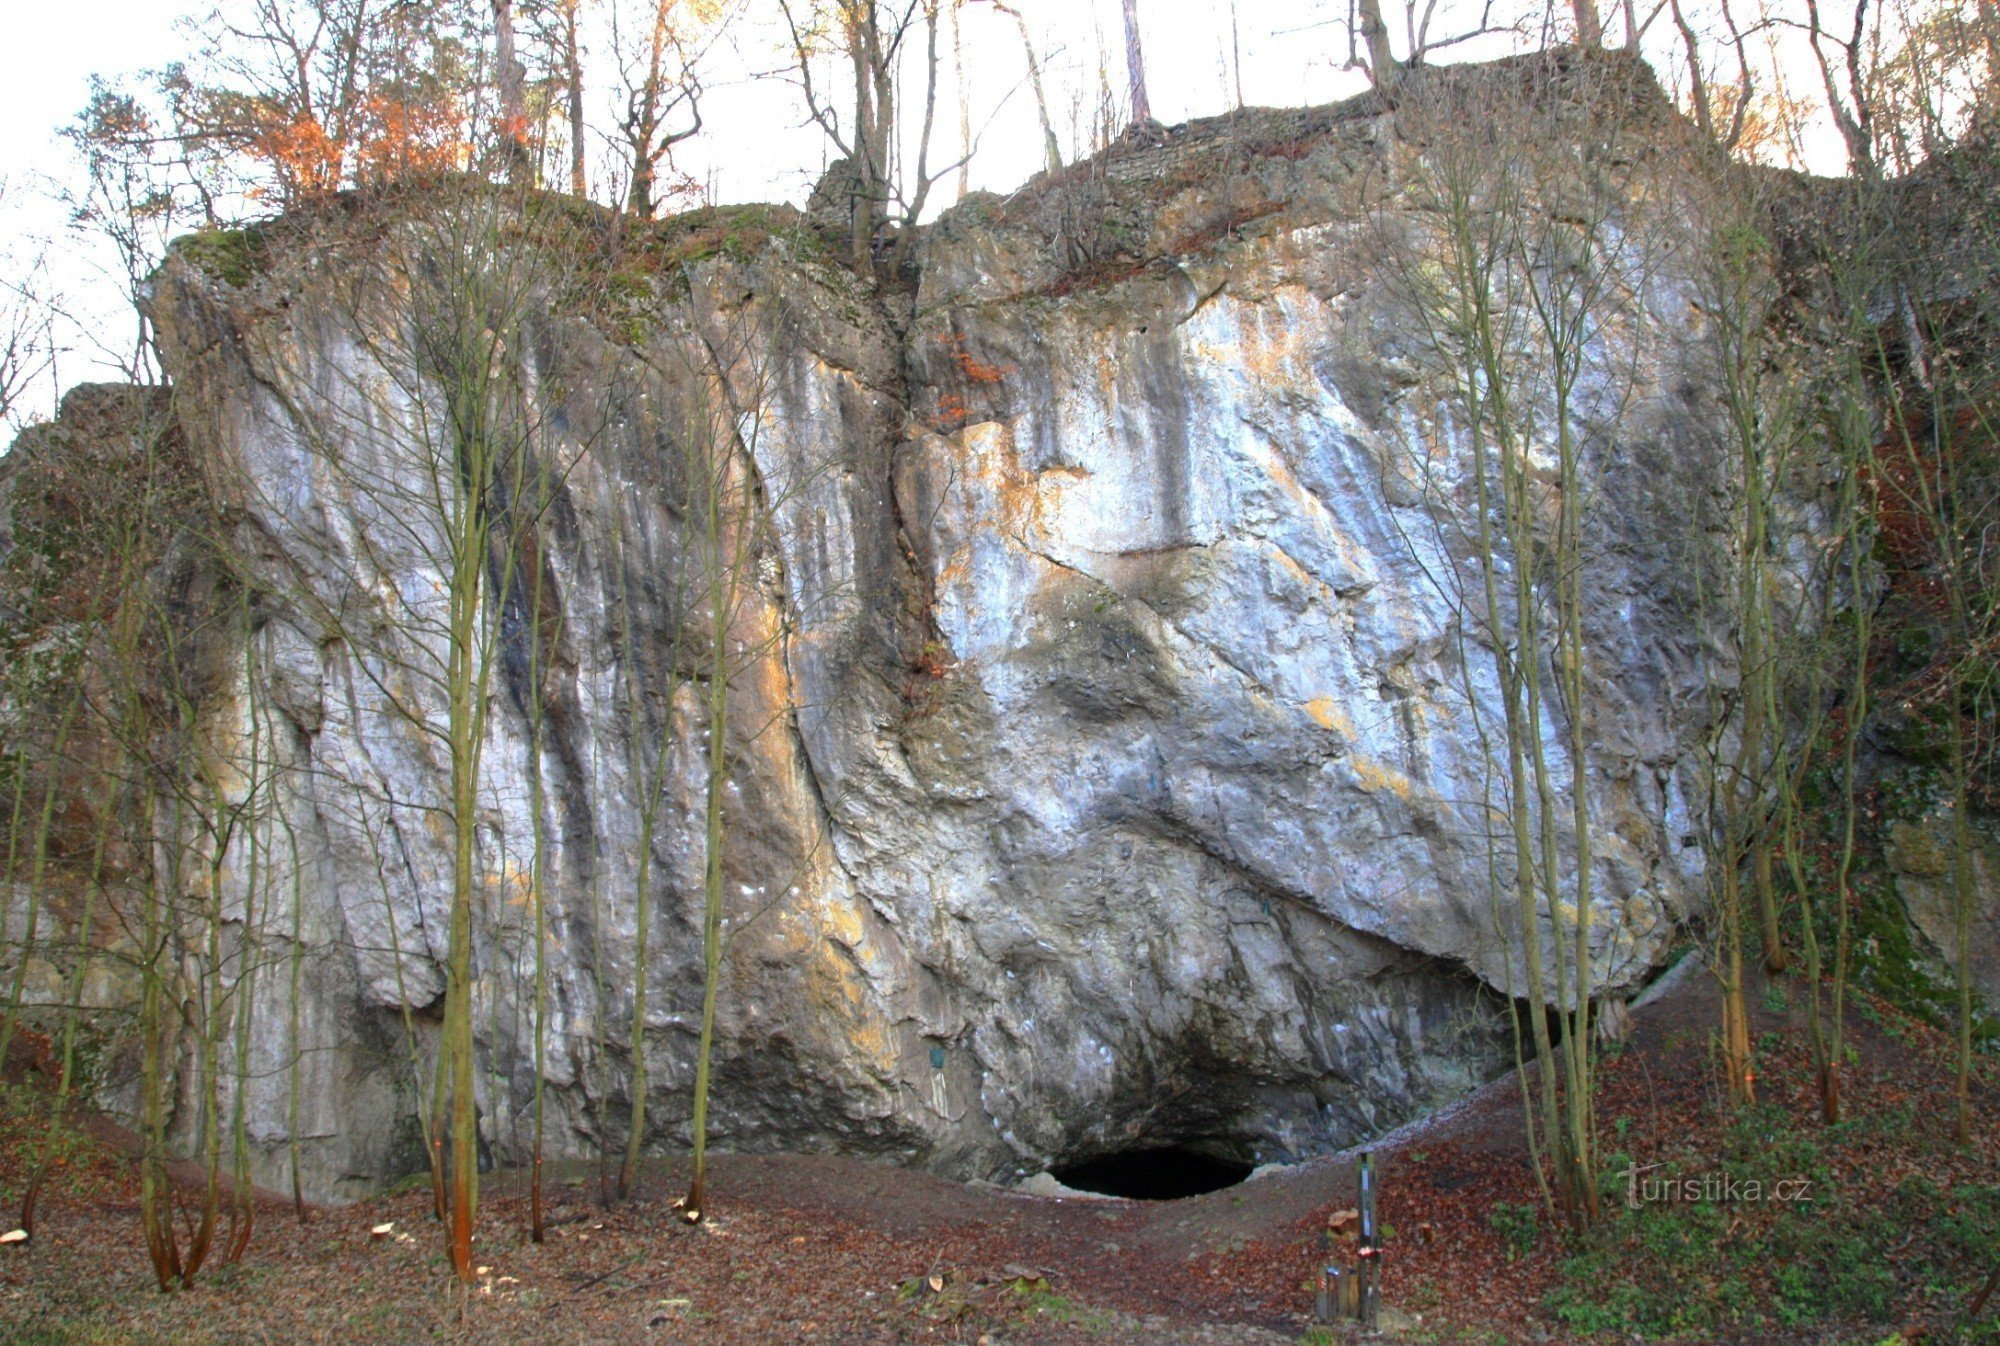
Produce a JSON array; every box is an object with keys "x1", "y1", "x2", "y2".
[{"x1": 1050, "y1": 1146, "x2": 1254, "y2": 1201}]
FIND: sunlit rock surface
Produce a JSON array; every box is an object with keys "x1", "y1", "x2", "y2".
[{"x1": 25, "y1": 53, "x2": 1739, "y2": 1200}]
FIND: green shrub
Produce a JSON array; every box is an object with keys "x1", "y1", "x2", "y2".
[{"x1": 1488, "y1": 1200, "x2": 1540, "y2": 1260}]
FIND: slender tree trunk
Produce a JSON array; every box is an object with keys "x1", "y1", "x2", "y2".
[
  {"x1": 21, "y1": 875, "x2": 101, "y2": 1240},
  {"x1": 20, "y1": 747, "x2": 119, "y2": 1238},
  {"x1": 226, "y1": 629, "x2": 270, "y2": 1265},
  {"x1": 848, "y1": 7, "x2": 879, "y2": 268},
  {"x1": 1739, "y1": 416, "x2": 1790, "y2": 977},
  {"x1": 441, "y1": 406, "x2": 493, "y2": 1280},
  {"x1": 527, "y1": 557, "x2": 551, "y2": 1240},
  {"x1": 0, "y1": 695, "x2": 81, "y2": 1071},
  {"x1": 326, "y1": 0, "x2": 371, "y2": 186},
  {"x1": 137, "y1": 786, "x2": 183, "y2": 1292},
  {"x1": 1670, "y1": 0, "x2": 1715, "y2": 138},
  {"x1": 280, "y1": 796, "x2": 308, "y2": 1219},
  {"x1": 446, "y1": 675, "x2": 479, "y2": 1280},
  {"x1": 1121, "y1": 0, "x2": 1152, "y2": 124},
  {"x1": 1720, "y1": 861, "x2": 1756, "y2": 1104},
  {"x1": 625, "y1": 0, "x2": 677, "y2": 217},
  {"x1": 1508, "y1": 452, "x2": 1585, "y2": 1223},
  {"x1": 1825, "y1": 487, "x2": 1869, "y2": 1124},
  {"x1": 951, "y1": 0, "x2": 970, "y2": 199},
  {"x1": 428, "y1": 931, "x2": 451, "y2": 1222},
  {"x1": 1949, "y1": 676, "x2": 1975, "y2": 1146},
  {"x1": 1421, "y1": 142, "x2": 1569, "y2": 1218},
  {"x1": 1230, "y1": 0, "x2": 1244, "y2": 107},
  {"x1": 872, "y1": 20, "x2": 896, "y2": 229},
  {"x1": 495, "y1": 0, "x2": 532, "y2": 178},
  {"x1": 683, "y1": 640, "x2": 730, "y2": 1224},
  {"x1": 565, "y1": 0, "x2": 588, "y2": 197},
  {"x1": 180, "y1": 812, "x2": 228, "y2": 1284},
  {"x1": 992, "y1": 2, "x2": 1061, "y2": 173},
  {"x1": 1781, "y1": 755, "x2": 1834, "y2": 1125},
  {"x1": 618, "y1": 722, "x2": 657, "y2": 1201},
  {"x1": 1553, "y1": 340, "x2": 1600, "y2": 1227}
]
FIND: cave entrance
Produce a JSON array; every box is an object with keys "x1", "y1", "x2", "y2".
[{"x1": 1050, "y1": 1146, "x2": 1253, "y2": 1201}]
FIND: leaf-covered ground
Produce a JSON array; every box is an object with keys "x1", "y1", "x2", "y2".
[{"x1": 1, "y1": 961, "x2": 1995, "y2": 1343}]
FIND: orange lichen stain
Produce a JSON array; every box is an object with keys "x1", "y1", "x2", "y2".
[
  {"x1": 1304, "y1": 696, "x2": 1355, "y2": 737},
  {"x1": 1095, "y1": 349, "x2": 1119, "y2": 405},
  {"x1": 1030, "y1": 469, "x2": 1089, "y2": 533},
  {"x1": 803, "y1": 901, "x2": 897, "y2": 1071},
  {"x1": 1244, "y1": 438, "x2": 1369, "y2": 578},
  {"x1": 1267, "y1": 543, "x2": 1325, "y2": 595},
  {"x1": 837, "y1": 1013, "x2": 897, "y2": 1070},
  {"x1": 1230, "y1": 293, "x2": 1316, "y2": 393},
  {"x1": 810, "y1": 356, "x2": 855, "y2": 390},
  {"x1": 936, "y1": 550, "x2": 972, "y2": 590},
  {"x1": 957, "y1": 419, "x2": 1050, "y2": 543},
  {"x1": 1351, "y1": 755, "x2": 1415, "y2": 800},
  {"x1": 485, "y1": 862, "x2": 535, "y2": 907},
  {"x1": 744, "y1": 627, "x2": 793, "y2": 714},
  {"x1": 821, "y1": 895, "x2": 866, "y2": 951}
]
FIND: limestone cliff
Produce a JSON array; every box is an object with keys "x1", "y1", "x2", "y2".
[{"x1": 9, "y1": 52, "x2": 1745, "y2": 1200}]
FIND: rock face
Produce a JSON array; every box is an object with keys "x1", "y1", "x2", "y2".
[
  {"x1": 1885, "y1": 816, "x2": 2000, "y2": 1008},
  {"x1": 17, "y1": 54, "x2": 1734, "y2": 1201}
]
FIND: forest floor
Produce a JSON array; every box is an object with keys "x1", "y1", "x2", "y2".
[{"x1": 1, "y1": 957, "x2": 1997, "y2": 1345}]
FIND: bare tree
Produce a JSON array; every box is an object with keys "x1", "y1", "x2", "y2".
[
  {"x1": 228, "y1": 184, "x2": 588, "y2": 1280},
  {"x1": 563, "y1": 0, "x2": 590, "y2": 196},
  {"x1": 780, "y1": 0, "x2": 950, "y2": 269},
  {"x1": 1387, "y1": 62, "x2": 1665, "y2": 1228},
  {"x1": 981, "y1": 2, "x2": 1060, "y2": 173},
  {"x1": 0, "y1": 194, "x2": 58, "y2": 434},
  {"x1": 1803, "y1": 0, "x2": 1881, "y2": 175},
  {"x1": 495, "y1": 0, "x2": 534, "y2": 176},
  {"x1": 1667, "y1": 0, "x2": 1755, "y2": 151},
  {"x1": 1121, "y1": 0, "x2": 1153, "y2": 124},
  {"x1": 1357, "y1": 0, "x2": 1402, "y2": 94},
  {"x1": 614, "y1": 0, "x2": 711, "y2": 216},
  {"x1": 664, "y1": 281, "x2": 843, "y2": 1225},
  {"x1": 525, "y1": 0, "x2": 592, "y2": 196},
  {"x1": 158, "y1": 0, "x2": 482, "y2": 202},
  {"x1": 0, "y1": 380, "x2": 251, "y2": 1285},
  {"x1": 1343, "y1": 0, "x2": 1508, "y2": 97}
]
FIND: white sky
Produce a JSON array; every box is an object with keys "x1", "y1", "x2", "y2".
[
  {"x1": 0, "y1": 0, "x2": 1845, "y2": 425},
  {"x1": 2, "y1": 2, "x2": 187, "y2": 411}
]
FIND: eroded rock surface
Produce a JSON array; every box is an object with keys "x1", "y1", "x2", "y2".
[{"x1": 13, "y1": 53, "x2": 1742, "y2": 1200}]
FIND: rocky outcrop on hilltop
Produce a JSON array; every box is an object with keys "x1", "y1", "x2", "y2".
[{"x1": 5, "y1": 52, "x2": 1789, "y2": 1200}]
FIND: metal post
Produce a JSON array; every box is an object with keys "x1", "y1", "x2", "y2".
[{"x1": 1358, "y1": 1150, "x2": 1380, "y2": 1330}]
